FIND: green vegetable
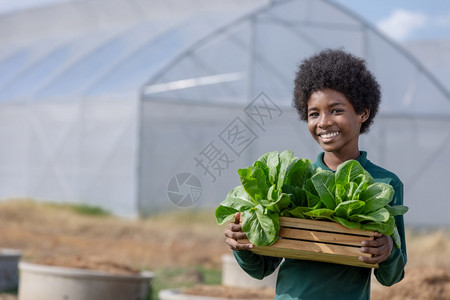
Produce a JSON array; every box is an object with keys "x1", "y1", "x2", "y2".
[
  {"x1": 215, "y1": 150, "x2": 408, "y2": 248},
  {"x1": 215, "y1": 150, "x2": 310, "y2": 246}
]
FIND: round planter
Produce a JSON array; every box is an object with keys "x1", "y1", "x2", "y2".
[
  {"x1": 159, "y1": 286, "x2": 275, "y2": 300},
  {"x1": 221, "y1": 254, "x2": 278, "y2": 288},
  {"x1": 0, "y1": 249, "x2": 21, "y2": 292},
  {"x1": 159, "y1": 289, "x2": 231, "y2": 300},
  {"x1": 18, "y1": 261, "x2": 153, "y2": 300}
]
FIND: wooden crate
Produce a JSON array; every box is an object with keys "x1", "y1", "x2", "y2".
[{"x1": 239, "y1": 217, "x2": 378, "y2": 268}]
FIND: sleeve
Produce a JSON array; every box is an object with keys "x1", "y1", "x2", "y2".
[
  {"x1": 233, "y1": 250, "x2": 282, "y2": 280},
  {"x1": 374, "y1": 180, "x2": 407, "y2": 286}
]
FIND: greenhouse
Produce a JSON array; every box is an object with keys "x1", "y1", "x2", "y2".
[{"x1": 0, "y1": 0, "x2": 448, "y2": 226}]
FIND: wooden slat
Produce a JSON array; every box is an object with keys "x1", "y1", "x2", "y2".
[
  {"x1": 279, "y1": 228, "x2": 370, "y2": 246},
  {"x1": 236, "y1": 217, "x2": 378, "y2": 268},
  {"x1": 275, "y1": 238, "x2": 366, "y2": 257},
  {"x1": 251, "y1": 245, "x2": 378, "y2": 269},
  {"x1": 239, "y1": 238, "x2": 369, "y2": 257},
  {"x1": 238, "y1": 238, "x2": 378, "y2": 268},
  {"x1": 279, "y1": 217, "x2": 374, "y2": 237}
]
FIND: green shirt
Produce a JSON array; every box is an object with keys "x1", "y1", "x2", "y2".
[{"x1": 233, "y1": 151, "x2": 407, "y2": 300}]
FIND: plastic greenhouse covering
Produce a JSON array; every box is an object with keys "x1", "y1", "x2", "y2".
[{"x1": 0, "y1": 0, "x2": 449, "y2": 226}]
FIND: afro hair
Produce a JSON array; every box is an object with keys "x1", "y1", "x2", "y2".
[{"x1": 293, "y1": 49, "x2": 381, "y2": 134}]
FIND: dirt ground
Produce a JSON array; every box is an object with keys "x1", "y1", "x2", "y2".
[
  {"x1": 1, "y1": 200, "x2": 449, "y2": 299},
  {"x1": 0, "y1": 200, "x2": 226, "y2": 274}
]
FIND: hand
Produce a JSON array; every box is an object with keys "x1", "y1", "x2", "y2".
[
  {"x1": 359, "y1": 232, "x2": 393, "y2": 264},
  {"x1": 224, "y1": 212, "x2": 254, "y2": 251}
]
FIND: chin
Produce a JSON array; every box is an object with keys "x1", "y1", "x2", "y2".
[{"x1": 318, "y1": 143, "x2": 337, "y2": 152}]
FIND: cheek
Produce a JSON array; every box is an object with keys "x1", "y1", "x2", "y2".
[{"x1": 307, "y1": 120, "x2": 317, "y2": 136}]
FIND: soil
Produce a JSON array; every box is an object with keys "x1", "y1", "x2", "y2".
[
  {"x1": 0, "y1": 200, "x2": 226, "y2": 276},
  {"x1": 1, "y1": 200, "x2": 450, "y2": 299},
  {"x1": 371, "y1": 266, "x2": 450, "y2": 300},
  {"x1": 179, "y1": 266, "x2": 450, "y2": 300},
  {"x1": 182, "y1": 285, "x2": 275, "y2": 299}
]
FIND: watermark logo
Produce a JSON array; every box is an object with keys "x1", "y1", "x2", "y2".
[
  {"x1": 244, "y1": 92, "x2": 283, "y2": 131},
  {"x1": 219, "y1": 117, "x2": 258, "y2": 157},
  {"x1": 194, "y1": 141, "x2": 234, "y2": 183},
  {"x1": 167, "y1": 173, "x2": 202, "y2": 207},
  {"x1": 168, "y1": 92, "x2": 283, "y2": 206},
  {"x1": 195, "y1": 92, "x2": 282, "y2": 183}
]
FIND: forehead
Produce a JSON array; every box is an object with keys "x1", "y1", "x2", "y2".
[{"x1": 307, "y1": 89, "x2": 352, "y2": 109}]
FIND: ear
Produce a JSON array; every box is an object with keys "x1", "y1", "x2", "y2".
[{"x1": 359, "y1": 109, "x2": 370, "y2": 123}]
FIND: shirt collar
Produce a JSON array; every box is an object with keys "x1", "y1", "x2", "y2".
[{"x1": 315, "y1": 151, "x2": 368, "y2": 171}]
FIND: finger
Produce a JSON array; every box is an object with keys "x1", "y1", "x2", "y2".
[
  {"x1": 359, "y1": 253, "x2": 388, "y2": 264},
  {"x1": 365, "y1": 235, "x2": 393, "y2": 250},
  {"x1": 226, "y1": 237, "x2": 254, "y2": 251},
  {"x1": 226, "y1": 222, "x2": 242, "y2": 232},
  {"x1": 361, "y1": 238, "x2": 390, "y2": 255},
  {"x1": 359, "y1": 236, "x2": 392, "y2": 264},
  {"x1": 373, "y1": 232, "x2": 383, "y2": 238},
  {"x1": 361, "y1": 233, "x2": 386, "y2": 247},
  {"x1": 361, "y1": 239, "x2": 382, "y2": 249},
  {"x1": 224, "y1": 230, "x2": 247, "y2": 240},
  {"x1": 360, "y1": 244, "x2": 389, "y2": 256},
  {"x1": 359, "y1": 244, "x2": 390, "y2": 264},
  {"x1": 234, "y1": 212, "x2": 241, "y2": 224}
]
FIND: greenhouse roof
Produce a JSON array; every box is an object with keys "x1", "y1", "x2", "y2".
[
  {"x1": 0, "y1": 0, "x2": 263, "y2": 101},
  {"x1": 0, "y1": 0, "x2": 449, "y2": 116}
]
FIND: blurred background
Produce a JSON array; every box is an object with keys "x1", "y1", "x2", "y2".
[
  {"x1": 0, "y1": 0, "x2": 449, "y2": 299},
  {"x1": 0, "y1": 0, "x2": 448, "y2": 225}
]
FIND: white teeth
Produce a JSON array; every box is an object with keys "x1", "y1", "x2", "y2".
[{"x1": 321, "y1": 132, "x2": 339, "y2": 138}]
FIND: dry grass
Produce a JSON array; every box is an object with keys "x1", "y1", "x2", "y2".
[
  {"x1": 405, "y1": 228, "x2": 450, "y2": 269},
  {"x1": 1, "y1": 199, "x2": 449, "y2": 299},
  {"x1": 370, "y1": 228, "x2": 450, "y2": 300},
  {"x1": 0, "y1": 199, "x2": 228, "y2": 274}
]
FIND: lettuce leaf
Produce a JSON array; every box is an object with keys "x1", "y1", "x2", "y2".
[
  {"x1": 242, "y1": 205, "x2": 279, "y2": 246},
  {"x1": 216, "y1": 151, "x2": 408, "y2": 248},
  {"x1": 311, "y1": 170, "x2": 336, "y2": 209},
  {"x1": 215, "y1": 150, "x2": 299, "y2": 246}
]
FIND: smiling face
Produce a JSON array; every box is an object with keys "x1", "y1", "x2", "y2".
[{"x1": 307, "y1": 89, "x2": 369, "y2": 166}]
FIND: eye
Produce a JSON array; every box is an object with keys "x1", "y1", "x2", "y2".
[
  {"x1": 308, "y1": 112, "x2": 319, "y2": 118},
  {"x1": 332, "y1": 109, "x2": 344, "y2": 114}
]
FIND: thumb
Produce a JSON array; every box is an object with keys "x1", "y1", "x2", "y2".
[
  {"x1": 234, "y1": 212, "x2": 241, "y2": 224},
  {"x1": 373, "y1": 232, "x2": 383, "y2": 238}
]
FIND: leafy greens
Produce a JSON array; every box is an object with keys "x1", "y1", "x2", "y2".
[{"x1": 215, "y1": 150, "x2": 408, "y2": 248}]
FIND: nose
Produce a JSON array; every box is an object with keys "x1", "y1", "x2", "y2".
[{"x1": 318, "y1": 113, "x2": 333, "y2": 128}]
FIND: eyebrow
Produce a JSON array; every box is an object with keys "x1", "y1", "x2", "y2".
[
  {"x1": 307, "y1": 102, "x2": 345, "y2": 112},
  {"x1": 329, "y1": 102, "x2": 345, "y2": 107}
]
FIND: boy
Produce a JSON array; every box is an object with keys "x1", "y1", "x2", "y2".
[{"x1": 224, "y1": 49, "x2": 407, "y2": 299}]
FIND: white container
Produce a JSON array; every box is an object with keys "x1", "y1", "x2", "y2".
[
  {"x1": 221, "y1": 254, "x2": 278, "y2": 288},
  {"x1": 18, "y1": 261, "x2": 153, "y2": 300},
  {"x1": 0, "y1": 249, "x2": 21, "y2": 292},
  {"x1": 159, "y1": 289, "x2": 232, "y2": 300}
]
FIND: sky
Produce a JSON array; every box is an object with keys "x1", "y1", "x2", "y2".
[
  {"x1": 332, "y1": 0, "x2": 450, "y2": 42},
  {"x1": 0, "y1": 0, "x2": 449, "y2": 42}
]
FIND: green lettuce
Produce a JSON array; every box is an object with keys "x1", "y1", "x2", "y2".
[
  {"x1": 283, "y1": 159, "x2": 408, "y2": 248},
  {"x1": 215, "y1": 151, "x2": 408, "y2": 248},
  {"x1": 215, "y1": 150, "x2": 311, "y2": 246}
]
